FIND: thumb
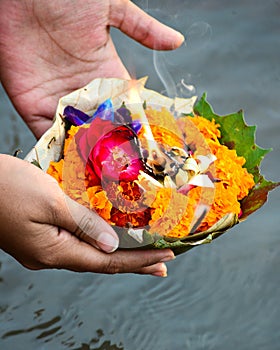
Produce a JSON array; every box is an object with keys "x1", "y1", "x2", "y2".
[
  {"x1": 109, "y1": 0, "x2": 184, "y2": 50},
  {"x1": 55, "y1": 194, "x2": 119, "y2": 253}
]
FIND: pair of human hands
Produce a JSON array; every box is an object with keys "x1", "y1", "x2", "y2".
[{"x1": 0, "y1": 0, "x2": 184, "y2": 276}]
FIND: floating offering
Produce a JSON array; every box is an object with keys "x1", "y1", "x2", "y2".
[{"x1": 25, "y1": 78, "x2": 279, "y2": 254}]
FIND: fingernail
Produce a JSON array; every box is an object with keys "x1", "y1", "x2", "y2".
[
  {"x1": 151, "y1": 264, "x2": 168, "y2": 278},
  {"x1": 97, "y1": 232, "x2": 119, "y2": 253},
  {"x1": 160, "y1": 254, "x2": 176, "y2": 263},
  {"x1": 177, "y1": 32, "x2": 185, "y2": 45},
  {"x1": 172, "y1": 31, "x2": 185, "y2": 48}
]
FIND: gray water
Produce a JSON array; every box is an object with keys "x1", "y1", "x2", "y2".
[{"x1": 1, "y1": 1, "x2": 280, "y2": 349}]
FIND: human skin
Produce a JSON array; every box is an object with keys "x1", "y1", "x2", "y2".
[
  {"x1": 0, "y1": 0, "x2": 184, "y2": 138},
  {"x1": 0, "y1": 0, "x2": 183, "y2": 276},
  {"x1": 0, "y1": 154, "x2": 175, "y2": 275}
]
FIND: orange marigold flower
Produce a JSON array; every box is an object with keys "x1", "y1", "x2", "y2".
[
  {"x1": 47, "y1": 158, "x2": 64, "y2": 185},
  {"x1": 187, "y1": 115, "x2": 221, "y2": 141},
  {"x1": 48, "y1": 125, "x2": 90, "y2": 207},
  {"x1": 104, "y1": 181, "x2": 151, "y2": 228},
  {"x1": 179, "y1": 115, "x2": 255, "y2": 232},
  {"x1": 110, "y1": 207, "x2": 152, "y2": 228},
  {"x1": 64, "y1": 125, "x2": 84, "y2": 153},
  {"x1": 177, "y1": 116, "x2": 214, "y2": 155},
  {"x1": 87, "y1": 186, "x2": 112, "y2": 221},
  {"x1": 149, "y1": 188, "x2": 199, "y2": 238},
  {"x1": 138, "y1": 107, "x2": 185, "y2": 149},
  {"x1": 47, "y1": 110, "x2": 255, "y2": 239}
]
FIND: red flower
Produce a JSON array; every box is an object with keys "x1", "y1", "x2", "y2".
[
  {"x1": 76, "y1": 119, "x2": 144, "y2": 186},
  {"x1": 89, "y1": 125, "x2": 144, "y2": 183},
  {"x1": 75, "y1": 118, "x2": 115, "y2": 162}
]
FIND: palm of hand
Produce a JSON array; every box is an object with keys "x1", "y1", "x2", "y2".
[
  {"x1": 0, "y1": 0, "x2": 183, "y2": 139},
  {"x1": 0, "y1": 0, "x2": 131, "y2": 138}
]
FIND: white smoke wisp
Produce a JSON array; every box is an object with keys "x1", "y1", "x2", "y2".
[
  {"x1": 152, "y1": 19, "x2": 212, "y2": 99},
  {"x1": 153, "y1": 50, "x2": 178, "y2": 98}
]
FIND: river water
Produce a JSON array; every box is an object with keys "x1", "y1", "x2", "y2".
[{"x1": 0, "y1": 1, "x2": 280, "y2": 349}]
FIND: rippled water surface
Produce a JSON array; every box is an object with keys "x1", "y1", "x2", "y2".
[{"x1": 1, "y1": 1, "x2": 280, "y2": 349}]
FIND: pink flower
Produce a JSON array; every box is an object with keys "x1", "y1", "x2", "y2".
[
  {"x1": 88, "y1": 125, "x2": 144, "y2": 183},
  {"x1": 75, "y1": 118, "x2": 115, "y2": 162},
  {"x1": 75, "y1": 119, "x2": 144, "y2": 185}
]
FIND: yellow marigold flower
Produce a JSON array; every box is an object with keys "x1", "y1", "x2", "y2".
[
  {"x1": 180, "y1": 115, "x2": 255, "y2": 233},
  {"x1": 138, "y1": 107, "x2": 184, "y2": 149},
  {"x1": 64, "y1": 125, "x2": 82, "y2": 153},
  {"x1": 87, "y1": 186, "x2": 112, "y2": 221},
  {"x1": 149, "y1": 188, "x2": 199, "y2": 238},
  {"x1": 146, "y1": 114, "x2": 255, "y2": 237},
  {"x1": 47, "y1": 158, "x2": 64, "y2": 185},
  {"x1": 47, "y1": 110, "x2": 255, "y2": 239},
  {"x1": 188, "y1": 115, "x2": 221, "y2": 141},
  {"x1": 177, "y1": 116, "x2": 213, "y2": 155},
  {"x1": 48, "y1": 125, "x2": 90, "y2": 207}
]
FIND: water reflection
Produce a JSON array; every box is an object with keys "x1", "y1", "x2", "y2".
[{"x1": 1, "y1": 316, "x2": 61, "y2": 340}]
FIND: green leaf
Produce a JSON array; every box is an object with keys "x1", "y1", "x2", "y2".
[
  {"x1": 194, "y1": 93, "x2": 270, "y2": 181},
  {"x1": 115, "y1": 214, "x2": 237, "y2": 255},
  {"x1": 193, "y1": 94, "x2": 279, "y2": 218},
  {"x1": 153, "y1": 235, "x2": 213, "y2": 255},
  {"x1": 240, "y1": 176, "x2": 280, "y2": 219},
  {"x1": 116, "y1": 229, "x2": 213, "y2": 256}
]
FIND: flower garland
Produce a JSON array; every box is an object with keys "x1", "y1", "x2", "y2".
[{"x1": 47, "y1": 100, "x2": 255, "y2": 239}]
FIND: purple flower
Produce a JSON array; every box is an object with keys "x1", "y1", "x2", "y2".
[
  {"x1": 63, "y1": 106, "x2": 91, "y2": 126},
  {"x1": 93, "y1": 99, "x2": 114, "y2": 121},
  {"x1": 114, "y1": 105, "x2": 142, "y2": 134}
]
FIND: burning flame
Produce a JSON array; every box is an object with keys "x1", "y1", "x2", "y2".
[{"x1": 127, "y1": 80, "x2": 161, "y2": 158}]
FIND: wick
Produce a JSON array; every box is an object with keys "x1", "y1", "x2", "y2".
[{"x1": 152, "y1": 150, "x2": 166, "y2": 167}]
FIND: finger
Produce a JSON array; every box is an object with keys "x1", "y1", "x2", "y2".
[
  {"x1": 109, "y1": 0, "x2": 184, "y2": 50},
  {"x1": 53, "y1": 194, "x2": 119, "y2": 253},
  {"x1": 52, "y1": 230, "x2": 175, "y2": 275},
  {"x1": 134, "y1": 262, "x2": 168, "y2": 277}
]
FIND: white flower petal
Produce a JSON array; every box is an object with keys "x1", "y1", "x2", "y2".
[
  {"x1": 128, "y1": 228, "x2": 144, "y2": 243},
  {"x1": 197, "y1": 154, "x2": 217, "y2": 172},
  {"x1": 183, "y1": 157, "x2": 200, "y2": 174},
  {"x1": 188, "y1": 174, "x2": 215, "y2": 188}
]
